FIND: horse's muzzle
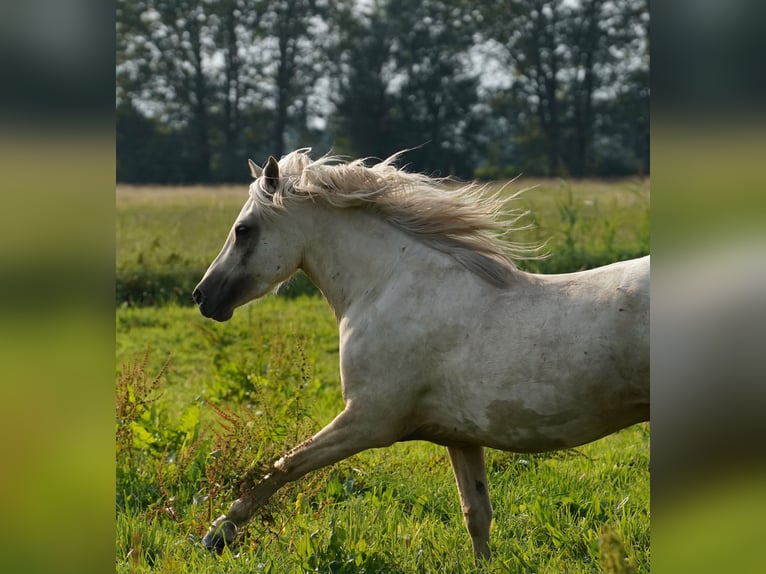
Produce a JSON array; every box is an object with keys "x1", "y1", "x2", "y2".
[{"x1": 193, "y1": 286, "x2": 234, "y2": 321}]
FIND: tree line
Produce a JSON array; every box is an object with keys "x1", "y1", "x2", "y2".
[{"x1": 117, "y1": 0, "x2": 649, "y2": 183}]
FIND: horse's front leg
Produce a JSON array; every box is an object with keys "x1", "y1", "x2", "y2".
[{"x1": 202, "y1": 406, "x2": 393, "y2": 551}]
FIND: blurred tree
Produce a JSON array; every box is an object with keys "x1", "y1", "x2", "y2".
[
  {"x1": 116, "y1": 100, "x2": 187, "y2": 183},
  {"x1": 482, "y1": 0, "x2": 649, "y2": 177},
  {"x1": 328, "y1": 0, "x2": 394, "y2": 159},
  {"x1": 211, "y1": 0, "x2": 266, "y2": 180},
  {"x1": 116, "y1": 0, "x2": 272, "y2": 182},
  {"x1": 330, "y1": 0, "x2": 485, "y2": 177},
  {"x1": 385, "y1": 0, "x2": 485, "y2": 177},
  {"x1": 117, "y1": 0, "x2": 222, "y2": 181},
  {"x1": 568, "y1": 0, "x2": 603, "y2": 177},
  {"x1": 262, "y1": 0, "x2": 327, "y2": 158},
  {"x1": 116, "y1": 0, "x2": 648, "y2": 182},
  {"x1": 487, "y1": 0, "x2": 566, "y2": 176},
  {"x1": 567, "y1": 0, "x2": 649, "y2": 176}
]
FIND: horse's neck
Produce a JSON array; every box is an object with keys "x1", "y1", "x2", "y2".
[{"x1": 299, "y1": 205, "x2": 423, "y2": 318}]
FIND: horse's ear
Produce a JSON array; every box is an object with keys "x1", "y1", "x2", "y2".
[
  {"x1": 248, "y1": 158, "x2": 262, "y2": 179},
  {"x1": 263, "y1": 155, "x2": 280, "y2": 195}
]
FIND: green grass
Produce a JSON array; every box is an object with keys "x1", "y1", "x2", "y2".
[
  {"x1": 117, "y1": 302, "x2": 649, "y2": 573},
  {"x1": 116, "y1": 179, "x2": 649, "y2": 572}
]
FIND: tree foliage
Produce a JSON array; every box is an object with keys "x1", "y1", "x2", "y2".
[
  {"x1": 483, "y1": 0, "x2": 649, "y2": 177},
  {"x1": 117, "y1": 0, "x2": 649, "y2": 182}
]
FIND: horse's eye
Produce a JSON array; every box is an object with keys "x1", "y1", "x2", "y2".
[{"x1": 234, "y1": 224, "x2": 249, "y2": 237}]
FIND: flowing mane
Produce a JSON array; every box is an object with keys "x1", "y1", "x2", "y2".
[{"x1": 249, "y1": 148, "x2": 537, "y2": 287}]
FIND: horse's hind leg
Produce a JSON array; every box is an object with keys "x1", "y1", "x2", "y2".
[
  {"x1": 202, "y1": 406, "x2": 395, "y2": 551},
  {"x1": 448, "y1": 445, "x2": 493, "y2": 562}
]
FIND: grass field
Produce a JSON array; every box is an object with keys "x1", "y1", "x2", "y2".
[{"x1": 116, "y1": 178, "x2": 650, "y2": 573}]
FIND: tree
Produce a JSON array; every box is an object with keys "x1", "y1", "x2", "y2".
[
  {"x1": 568, "y1": 0, "x2": 603, "y2": 177},
  {"x1": 117, "y1": 0, "x2": 220, "y2": 181},
  {"x1": 390, "y1": 0, "x2": 487, "y2": 176},
  {"x1": 482, "y1": 0, "x2": 649, "y2": 177},
  {"x1": 116, "y1": 0, "x2": 649, "y2": 182},
  {"x1": 117, "y1": 0, "x2": 274, "y2": 182},
  {"x1": 486, "y1": 0, "x2": 568, "y2": 176},
  {"x1": 328, "y1": 0, "x2": 394, "y2": 159},
  {"x1": 567, "y1": 0, "x2": 649, "y2": 176},
  {"x1": 210, "y1": 0, "x2": 266, "y2": 180},
  {"x1": 259, "y1": 0, "x2": 328, "y2": 158},
  {"x1": 330, "y1": 0, "x2": 485, "y2": 177}
]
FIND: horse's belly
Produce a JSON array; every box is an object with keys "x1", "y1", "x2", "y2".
[
  {"x1": 407, "y1": 375, "x2": 648, "y2": 453},
  {"x1": 421, "y1": 317, "x2": 649, "y2": 451},
  {"x1": 405, "y1": 409, "x2": 645, "y2": 452},
  {"x1": 477, "y1": 397, "x2": 647, "y2": 452}
]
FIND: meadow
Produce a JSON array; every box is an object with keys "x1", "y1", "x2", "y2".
[{"x1": 116, "y1": 177, "x2": 650, "y2": 573}]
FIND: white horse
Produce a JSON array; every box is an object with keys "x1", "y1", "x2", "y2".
[{"x1": 192, "y1": 149, "x2": 650, "y2": 561}]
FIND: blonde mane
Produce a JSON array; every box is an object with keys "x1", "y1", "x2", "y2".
[{"x1": 249, "y1": 148, "x2": 537, "y2": 287}]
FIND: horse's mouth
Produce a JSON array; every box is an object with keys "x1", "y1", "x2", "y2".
[
  {"x1": 193, "y1": 285, "x2": 235, "y2": 322},
  {"x1": 210, "y1": 308, "x2": 234, "y2": 322},
  {"x1": 198, "y1": 301, "x2": 234, "y2": 322}
]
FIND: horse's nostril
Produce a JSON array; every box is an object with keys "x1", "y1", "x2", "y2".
[{"x1": 192, "y1": 287, "x2": 204, "y2": 305}]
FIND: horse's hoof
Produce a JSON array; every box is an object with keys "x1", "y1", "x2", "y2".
[{"x1": 201, "y1": 515, "x2": 237, "y2": 553}]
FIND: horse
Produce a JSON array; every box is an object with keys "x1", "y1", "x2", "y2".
[{"x1": 192, "y1": 149, "x2": 650, "y2": 561}]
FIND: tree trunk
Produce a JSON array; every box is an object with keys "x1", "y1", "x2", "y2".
[
  {"x1": 273, "y1": 0, "x2": 298, "y2": 159},
  {"x1": 222, "y1": 1, "x2": 241, "y2": 180},
  {"x1": 189, "y1": 19, "x2": 211, "y2": 182},
  {"x1": 573, "y1": 0, "x2": 601, "y2": 177},
  {"x1": 532, "y1": 2, "x2": 561, "y2": 177}
]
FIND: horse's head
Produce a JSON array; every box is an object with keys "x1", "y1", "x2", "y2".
[{"x1": 193, "y1": 156, "x2": 304, "y2": 321}]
